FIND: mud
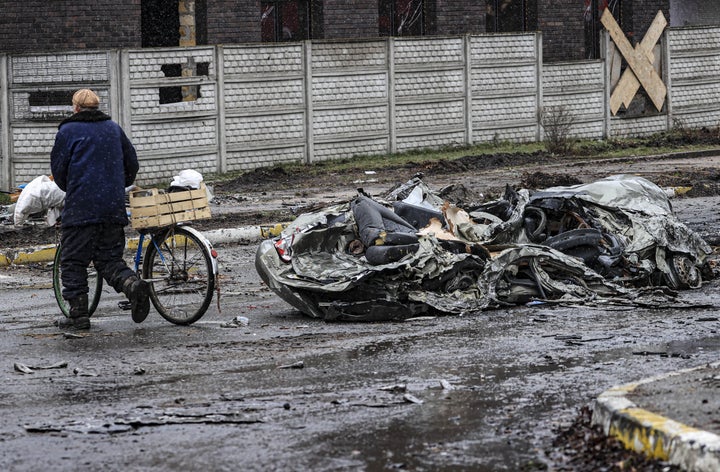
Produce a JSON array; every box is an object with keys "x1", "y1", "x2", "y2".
[
  {"x1": 2, "y1": 147, "x2": 720, "y2": 470},
  {"x1": 2, "y1": 246, "x2": 716, "y2": 470}
]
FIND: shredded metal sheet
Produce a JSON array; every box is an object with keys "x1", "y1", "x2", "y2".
[{"x1": 256, "y1": 175, "x2": 713, "y2": 321}]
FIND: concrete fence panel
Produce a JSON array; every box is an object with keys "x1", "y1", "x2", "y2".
[
  {"x1": 542, "y1": 61, "x2": 605, "y2": 139},
  {"x1": 310, "y1": 40, "x2": 389, "y2": 161},
  {"x1": 470, "y1": 34, "x2": 539, "y2": 143},
  {"x1": 668, "y1": 27, "x2": 720, "y2": 129},
  {"x1": 393, "y1": 37, "x2": 466, "y2": 152},
  {"x1": 222, "y1": 43, "x2": 306, "y2": 172},
  {"x1": 2, "y1": 25, "x2": 720, "y2": 190},
  {"x1": 124, "y1": 47, "x2": 218, "y2": 184},
  {"x1": 6, "y1": 51, "x2": 114, "y2": 186}
]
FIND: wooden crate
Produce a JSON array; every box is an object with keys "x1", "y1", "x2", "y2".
[{"x1": 129, "y1": 183, "x2": 211, "y2": 229}]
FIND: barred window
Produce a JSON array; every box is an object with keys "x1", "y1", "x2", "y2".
[
  {"x1": 261, "y1": 0, "x2": 316, "y2": 41},
  {"x1": 486, "y1": 0, "x2": 537, "y2": 33},
  {"x1": 584, "y1": 0, "x2": 628, "y2": 59},
  {"x1": 379, "y1": 0, "x2": 434, "y2": 37}
]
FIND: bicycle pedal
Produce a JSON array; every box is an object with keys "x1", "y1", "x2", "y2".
[{"x1": 118, "y1": 300, "x2": 132, "y2": 310}]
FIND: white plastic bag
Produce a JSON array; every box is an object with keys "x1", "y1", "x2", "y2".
[
  {"x1": 13, "y1": 175, "x2": 65, "y2": 226},
  {"x1": 170, "y1": 169, "x2": 203, "y2": 189}
]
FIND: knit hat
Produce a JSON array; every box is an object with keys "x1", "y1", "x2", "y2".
[{"x1": 72, "y1": 89, "x2": 100, "y2": 109}]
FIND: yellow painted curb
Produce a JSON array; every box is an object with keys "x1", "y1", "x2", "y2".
[
  {"x1": 608, "y1": 407, "x2": 700, "y2": 460},
  {"x1": 260, "y1": 223, "x2": 288, "y2": 238},
  {"x1": 593, "y1": 362, "x2": 720, "y2": 472},
  {"x1": 11, "y1": 246, "x2": 56, "y2": 265},
  {"x1": 1, "y1": 223, "x2": 281, "y2": 267},
  {"x1": 125, "y1": 237, "x2": 147, "y2": 251}
]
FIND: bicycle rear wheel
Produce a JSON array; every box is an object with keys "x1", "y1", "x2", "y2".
[
  {"x1": 52, "y1": 243, "x2": 103, "y2": 317},
  {"x1": 142, "y1": 226, "x2": 215, "y2": 325}
]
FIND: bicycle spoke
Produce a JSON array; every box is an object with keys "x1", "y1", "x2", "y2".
[
  {"x1": 143, "y1": 226, "x2": 214, "y2": 325},
  {"x1": 52, "y1": 242, "x2": 103, "y2": 317}
]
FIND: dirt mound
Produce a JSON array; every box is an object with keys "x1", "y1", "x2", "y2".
[
  {"x1": 545, "y1": 406, "x2": 681, "y2": 471},
  {"x1": 422, "y1": 151, "x2": 553, "y2": 174},
  {"x1": 0, "y1": 223, "x2": 57, "y2": 249},
  {"x1": 214, "y1": 152, "x2": 557, "y2": 194},
  {"x1": 644, "y1": 126, "x2": 720, "y2": 147},
  {"x1": 643, "y1": 167, "x2": 720, "y2": 197},
  {"x1": 520, "y1": 171, "x2": 583, "y2": 189},
  {"x1": 216, "y1": 166, "x2": 292, "y2": 190}
]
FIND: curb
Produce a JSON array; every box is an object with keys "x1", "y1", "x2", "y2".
[
  {"x1": 0, "y1": 224, "x2": 287, "y2": 267},
  {"x1": 591, "y1": 361, "x2": 720, "y2": 472}
]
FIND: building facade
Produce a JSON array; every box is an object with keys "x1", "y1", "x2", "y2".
[{"x1": 4, "y1": 1, "x2": 714, "y2": 62}]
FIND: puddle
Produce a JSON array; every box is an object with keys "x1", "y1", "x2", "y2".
[
  {"x1": 298, "y1": 335, "x2": 584, "y2": 471},
  {"x1": 306, "y1": 383, "x2": 546, "y2": 471}
]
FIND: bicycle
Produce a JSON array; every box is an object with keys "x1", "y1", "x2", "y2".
[{"x1": 52, "y1": 185, "x2": 219, "y2": 325}]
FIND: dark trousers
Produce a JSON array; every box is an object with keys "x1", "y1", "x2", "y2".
[{"x1": 60, "y1": 223, "x2": 135, "y2": 300}]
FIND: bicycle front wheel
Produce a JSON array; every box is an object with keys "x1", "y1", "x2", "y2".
[
  {"x1": 142, "y1": 226, "x2": 215, "y2": 325},
  {"x1": 52, "y1": 243, "x2": 103, "y2": 318}
]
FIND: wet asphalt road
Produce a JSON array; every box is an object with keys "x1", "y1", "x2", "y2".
[{"x1": 1, "y1": 197, "x2": 719, "y2": 471}]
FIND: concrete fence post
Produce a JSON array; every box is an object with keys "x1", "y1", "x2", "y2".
[
  {"x1": 662, "y1": 31, "x2": 673, "y2": 131},
  {"x1": 303, "y1": 40, "x2": 314, "y2": 164},
  {"x1": 387, "y1": 37, "x2": 396, "y2": 154},
  {"x1": 601, "y1": 30, "x2": 612, "y2": 139},
  {"x1": 0, "y1": 55, "x2": 9, "y2": 189},
  {"x1": 464, "y1": 34, "x2": 473, "y2": 146},
  {"x1": 535, "y1": 31, "x2": 544, "y2": 142},
  {"x1": 109, "y1": 50, "x2": 122, "y2": 127},
  {"x1": 119, "y1": 49, "x2": 133, "y2": 140},
  {"x1": 216, "y1": 45, "x2": 227, "y2": 174}
]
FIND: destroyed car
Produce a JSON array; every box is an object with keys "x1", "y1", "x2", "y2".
[{"x1": 255, "y1": 175, "x2": 713, "y2": 321}]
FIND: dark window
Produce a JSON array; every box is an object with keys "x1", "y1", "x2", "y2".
[
  {"x1": 28, "y1": 90, "x2": 75, "y2": 119},
  {"x1": 141, "y1": 0, "x2": 180, "y2": 47},
  {"x1": 142, "y1": 0, "x2": 207, "y2": 46},
  {"x1": 379, "y1": 0, "x2": 435, "y2": 37},
  {"x1": 28, "y1": 90, "x2": 74, "y2": 109},
  {"x1": 486, "y1": 0, "x2": 537, "y2": 33},
  {"x1": 261, "y1": 1, "x2": 322, "y2": 41},
  {"x1": 159, "y1": 62, "x2": 210, "y2": 104},
  {"x1": 196, "y1": 0, "x2": 208, "y2": 45},
  {"x1": 584, "y1": 0, "x2": 629, "y2": 59}
]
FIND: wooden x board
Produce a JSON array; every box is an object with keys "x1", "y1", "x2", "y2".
[
  {"x1": 610, "y1": 11, "x2": 667, "y2": 114},
  {"x1": 602, "y1": 9, "x2": 667, "y2": 114}
]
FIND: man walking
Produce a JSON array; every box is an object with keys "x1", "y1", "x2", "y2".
[{"x1": 51, "y1": 89, "x2": 150, "y2": 330}]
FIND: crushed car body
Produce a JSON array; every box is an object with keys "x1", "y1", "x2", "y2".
[{"x1": 255, "y1": 174, "x2": 713, "y2": 321}]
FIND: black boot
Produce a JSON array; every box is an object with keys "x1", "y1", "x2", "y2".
[
  {"x1": 122, "y1": 275, "x2": 150, "y2": 323},
  {"x1": 58, "y1": 294, "x2": 90, "y2": 330}
]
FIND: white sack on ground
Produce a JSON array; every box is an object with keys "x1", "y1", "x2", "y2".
[{"x1": 13, "y1": 175, "x2": 65, "y2": 226}]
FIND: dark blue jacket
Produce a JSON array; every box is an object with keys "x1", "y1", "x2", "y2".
[{"x1": 50, "y1": 110, "x2": 139, "y2": 228}]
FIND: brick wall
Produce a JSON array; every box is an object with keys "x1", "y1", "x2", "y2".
[
  {"x1": 434, "y1": 0, "x2": 486, "y2": 35},
  {"x1": 323, "y1": 0, "x2": 379, "y2": 39},
  {"x1": 671, "y1": 0, "x2": 720, "y2": 27},
  {"x1": 692, "y1": 0, "x2": 716, "y2": 26},
  {"x1": 538, "y1": 0, "x2": 586, "y2": 62},
  {"x1": 207, "y1": 0, "x2": 381, "y2": 42},
  {"x1": 633, "y1": 0, "x2": 669, "y2": 40},
  {"x1": 206, "y1": 0, "x2": 261, "y2": 43},
  {"x1": 0, "y1": 0, "x2": 141, "y2": 53},
  {"x1": 0, "y1": 0, "x2": 692, "y2": 61},
  {"x1": 537, "y1": 0, "x2": 669, "y2": 62}
]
